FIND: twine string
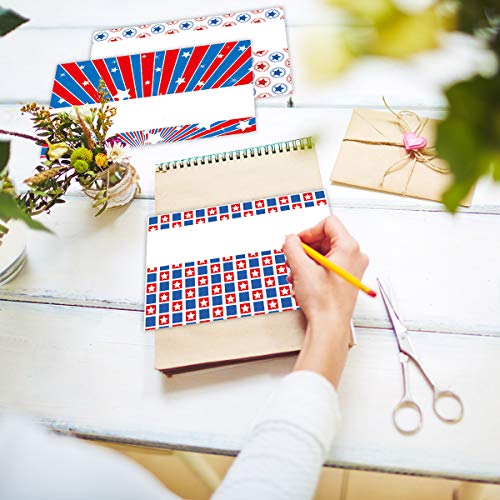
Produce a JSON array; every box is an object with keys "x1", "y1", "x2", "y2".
[{"x1": 344, "y1": 100, "x2": 449, "y2": 196}]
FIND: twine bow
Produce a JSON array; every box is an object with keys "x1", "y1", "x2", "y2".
[{"x1": 344, "y1": 98, "x2": 449, "y2": 196}]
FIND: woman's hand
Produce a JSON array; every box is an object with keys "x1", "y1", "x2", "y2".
[{"x1": 282, "y1": 215, "x2": 369, "y2": 387}]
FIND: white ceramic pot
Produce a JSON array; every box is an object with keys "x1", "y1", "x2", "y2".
[{"x1": 0, "y1": 219, "x2": 27, "y2": 286}]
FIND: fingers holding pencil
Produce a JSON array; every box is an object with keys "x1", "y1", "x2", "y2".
[
  {"x1": 299, "y1": 215, "x2": 357, "y2": 256},
  {"x1": 282, "y1": 216, "x2": 373, "y2": 322}
]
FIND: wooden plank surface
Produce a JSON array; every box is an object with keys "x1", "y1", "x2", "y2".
[
  {"x1": 1, "y1": 27, "x2": 489, "y2": 107},
  {"x1": 9, "y1": 0, "x2": 345, "y2": 28},
  {"x1": 3, "y1": 105, "x2": 500, "y2": 212},
  {"x1": 1, "y1": 0, "x2": 499, "y2": 484},
  {"x1": 1, "y1": 299, "x2": 499, "y2": 483},
  {"x1": 1, "y1": 196, "x2": 499, "y2": 336}
]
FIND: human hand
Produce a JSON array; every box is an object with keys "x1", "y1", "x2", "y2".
[
  {"x1": 282, "y1": 215, "x2": 369, "y2": 386},
  {"x1": 283, "y1": 215, "x2": 369, "y2": 326}
]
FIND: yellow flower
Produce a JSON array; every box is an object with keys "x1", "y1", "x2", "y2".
[
  {"x1": 47, "y1": 142, "x2": 69, "y2": 161},
  {"x1": 95, "y1": 153, "x2": 108, "y2": 168}
]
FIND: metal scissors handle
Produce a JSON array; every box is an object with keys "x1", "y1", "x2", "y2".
[{"x1": 377, "y1": 279, "x2": 464, "y2": 434}]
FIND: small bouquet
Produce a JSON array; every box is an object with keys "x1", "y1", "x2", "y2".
[{"x1": 18, "y1": 83, "x2": 140, "y2": 217}]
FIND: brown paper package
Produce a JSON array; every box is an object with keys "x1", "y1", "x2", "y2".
[
  {"x1": 154, "y1": 142, "x2": 323, "y2": 374},
  {"x1": 330, "y1": 109, "x2": 474, "y2": 206}
]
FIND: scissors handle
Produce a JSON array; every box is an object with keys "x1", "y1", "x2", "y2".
[
  {"x1": 393, "y1": 397, "x2": 423, "y2": 435},
  {"x1": 433, "y1": 388, "x2": 464, "y2": 423},
  {"x1": 393, "y1": 352, "x2": 423, "y2": 434}
]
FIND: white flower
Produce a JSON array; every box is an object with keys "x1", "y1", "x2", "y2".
[
  {"x1": 66, "y1": 104, "x2": 95, "y2": 124},
  {"x1": 105, "y1": 141, "x2": 131, "y2": 165}
]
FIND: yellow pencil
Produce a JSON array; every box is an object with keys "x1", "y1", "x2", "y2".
[{"x1": 301, "y1": 242, "x2": 377, "y2": 298}]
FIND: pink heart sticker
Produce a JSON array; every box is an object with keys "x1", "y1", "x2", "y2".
[{"x1": 403, "y1": 132, "x2": 427, "y2": 151}]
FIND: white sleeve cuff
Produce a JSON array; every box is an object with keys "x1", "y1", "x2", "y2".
[{"x1": 252, "y1": 370, "x2": 341, "y2": 455}]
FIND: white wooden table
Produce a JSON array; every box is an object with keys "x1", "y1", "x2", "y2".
[{"x1": 1, "y1": 0, "x2": 500, "y2": 485}]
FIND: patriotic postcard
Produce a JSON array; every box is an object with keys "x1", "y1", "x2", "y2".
[
  {"x1": 144, "y1": 190, "x2": 330, "y2": 331},
  {"x1": 91, "y1": 7, "x2": 292, "y2": 99},
  {"x1": 49, "y1": 40, "x2": 256, "y2": 147}
]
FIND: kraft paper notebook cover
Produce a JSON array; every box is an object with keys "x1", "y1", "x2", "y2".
[{"x1": 152, "y1": 138, "x2": 328, "y2": 374}]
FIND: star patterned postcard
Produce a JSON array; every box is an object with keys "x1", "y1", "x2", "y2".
[
  {"x1": 144, "y1": 190, "x2": 330, "y2": 331},
  {"x1": 49, "y1": 40, "x2": 256, "y2": 147},
  {"x1": 91, "y1": 7, "x2": 292, "y2": 99}
]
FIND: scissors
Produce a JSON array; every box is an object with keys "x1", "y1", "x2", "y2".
[{"x1": 377, "y1": 279, "x2": 464, "y2": 434}]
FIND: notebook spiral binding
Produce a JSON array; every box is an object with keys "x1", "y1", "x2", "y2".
[{"x1": 156, "y1": 137, "x2": 314, "y2": 172}]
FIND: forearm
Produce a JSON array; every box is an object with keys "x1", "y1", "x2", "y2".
[
  {"x1": 293, "y1": 315, "x2": 351, "y2": 388},
  {"x1": 212, "y1": 371, "x2": 340, "y2": 500}
]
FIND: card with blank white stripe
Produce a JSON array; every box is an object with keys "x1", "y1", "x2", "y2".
[
  {"x1": 91, "y1": 7, "x2": 292, "y2": 99},
  {"x1": 49, "y1": 40, "x2": 256, "y2": 147},
  {"x1": 145, "y1": 190, "x2": 330, "y2": 331}
]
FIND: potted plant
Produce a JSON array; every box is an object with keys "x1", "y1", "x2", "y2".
[{"x1": 0, "y1": 8, "x2": 140, "y2": 285}]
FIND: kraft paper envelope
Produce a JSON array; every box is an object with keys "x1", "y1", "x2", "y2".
[
  {"x1": 153, "y1": 139, "x2": 329, "y2": 374},
  {"x1": 330, "y1": 109, "x2": 474, "y2": 206}
]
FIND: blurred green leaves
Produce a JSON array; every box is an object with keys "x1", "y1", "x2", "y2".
[
  {"x1": 0, "y1": 7, "x2": 28, "y2": 37},
  {"x1": 0, "y1": 8, "x2": 49, "y2": 236},
  {"x1": 310, "y1": 2, "x2": 452, "y2": 81},
  {"x1": 0, "y1": 143, "x2": 51, "y2": 233},
  {"x1": 0, "y1": 140, "x2": 9, "y2": 174},
  {"x1": 0, "y1": 192, "x2": 52, "y2": 232},
  {"x1": 316, "y1": 0, "x2": 499, "y2": 210},
  {"x1": 439, "y1": 74, "x2": 500, "y2": 210},
  {"x1": 373, "y1": 7, "x2": 444, "y2": 58}
]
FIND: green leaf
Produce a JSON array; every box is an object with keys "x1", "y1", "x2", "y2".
[
  {"x1": 0, "y1": 141, "x2": 10, "y2": 173},
  {"x1": 456, "y1": 0, "x2": 498, "y2": 34},
  {"x1": 442, "y1": 180, "x2": 475, "y2": 213},
  {"x1": 436, "y1": 74, "x2": 500, "y2": 211},
  {"x1": 0, "y1": 192, "x2": 52, "y2": 233},
  {"x1": 0, "y1": 7, "x2": 28, "y2": 37},
  {"x1": 93, "y1": 197, "x2": 107, "y2": 207},
  {"x1": 493, "y1": 153, "x2": 500, "y2": 181},
  {"x1": 373, "y1": 7, "x2": 441, "y2": 58}
]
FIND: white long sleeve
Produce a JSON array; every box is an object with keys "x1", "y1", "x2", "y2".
[
  {"x1": 213, "y1": 370, "x2": 341, "y2": 500},
  {"x1": 0, "y1": 370, "x2": 339, "y2": 500},
  {"x1": 0, "y1": 414, "x2": 177, "y2": 500}
]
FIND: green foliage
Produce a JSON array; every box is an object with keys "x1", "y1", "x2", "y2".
[
  {"x1": 321, "y1": 0, "x2": 500, "y2": 210},
  {"x1": 0, "y1": 141, "x2": 14, "y2": 197},
  {"x1": 70, "y1": 147, "x2": 93, "y2": 166},
  {"x1": 0, "y1": 142, "x2": 51, "y2": 234},
  {"x1": 438, "y1": 74, "x2": 500, "y2": 210},
  {"x1": 0, "y1": 192, "x2": 51, "y2": 232},
  {"x1": 0, "y1": 140, "x2": 9, "y2": 172},
  {"x1": 0, "y1": 7, "x2": 48, "y2": 241},
  {"x1": 19, "y1": 85, "x2": 121, "y2": 217},
  {"x1": 0, "y1": 7, "x2": 28, "y2": 37},
  {"x1": 456, "y1": 0, "x2": 498, "y2": 34},
  {"x1": 73, "y1": 159, "x2": 89, "y2": 173}
]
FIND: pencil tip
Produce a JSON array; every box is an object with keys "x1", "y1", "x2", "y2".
[{"x1": 368, "y1": 290, "x2": 377, "y2": 298}]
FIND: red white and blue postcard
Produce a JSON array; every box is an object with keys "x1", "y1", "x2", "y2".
[
  {"x1": 49, "y1": 40, "x2": 256, "y2": 147},
  {"x1": 144, "y1": 190, "x2": 330, "y2": 331},
  {"x1": 91, "y1": 7, "x2": 292, "y2": 99}
]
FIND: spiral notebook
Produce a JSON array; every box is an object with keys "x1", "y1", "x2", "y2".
[{"x1": 152, "y1": 138, "x2": 330, "y2": 374}]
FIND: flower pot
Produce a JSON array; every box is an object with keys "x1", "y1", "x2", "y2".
[
  {"x1": 0, "y1": 219, "x2": 27, "y2": 287},
  {"x1": 82, "y1": 163, "x2": 141, "y2": 209}
]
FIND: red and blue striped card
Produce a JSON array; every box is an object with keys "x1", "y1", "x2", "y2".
[{"x1": 49, "y1": 40, "x2": 256, "y2": 147}]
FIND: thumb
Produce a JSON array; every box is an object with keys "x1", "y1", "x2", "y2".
[{"x1": 282, "y1": 234, "x2": 313, "y2": 273}]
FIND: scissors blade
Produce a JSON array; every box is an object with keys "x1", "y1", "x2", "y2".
[{"x1": 376, "y1": 279, "x2": 409, "y2": 345}]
